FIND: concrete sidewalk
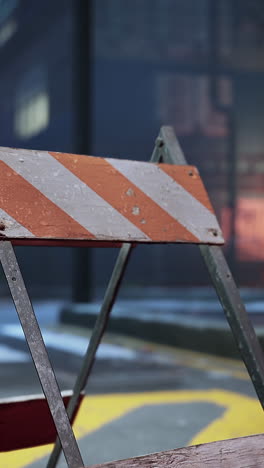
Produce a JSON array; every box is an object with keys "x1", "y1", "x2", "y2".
[{"x1": 60, "y1": 287, "x2": 264, "y2": 358}]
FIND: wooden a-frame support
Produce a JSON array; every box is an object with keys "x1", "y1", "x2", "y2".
[{"x1": 0, "y1": 126, "x2": 264, "y2": 468}]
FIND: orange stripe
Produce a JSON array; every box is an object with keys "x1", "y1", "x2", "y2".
[
  {"x1": 0, "y1": 161, "x2": 94, "y2": 240},
  {"x1": 160, "y1": 164, "x2": 214, "y2": 213},
  {"x1": 50, "y1": 152, "x2": 199, "y2": 243}
]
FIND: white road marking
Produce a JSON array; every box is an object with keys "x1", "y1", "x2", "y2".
[
  {"x1": 0, "y1": 344, "x2": 29, "y2": 363},
  {"x1": 0, "y1": 325, "x2": 139, "y2": 361}
]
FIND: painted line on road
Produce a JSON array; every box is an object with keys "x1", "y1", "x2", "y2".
[
  {"x1": 0, "y1": 325, "x2": 140, "y2": 361},
  {"x1": 0, "y1": 344, "x2": 29, "y2": 363},
  {"x1": 1, "y1": 389, "x2": 263, "y2": 467},
  {"x1": 50, "y1": 326, "x2": 250, "y2": 381},
  {"x1": 103, "y1": 332, "x2": 250, "y2": 380}
]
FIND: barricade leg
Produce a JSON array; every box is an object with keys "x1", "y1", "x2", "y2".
[
  {"x1": 200, "y1": 244, "x2": 264, "y2": 406},
  {"x1": 47, "y1": 243, "x2": 133, "y2": 468},
  {"x1": 158, "y1": 125, "x2": 264, "y2": 409},
  {"x1": 0, "y1": 241, "x2": 84, "y2": 468},
  {"x1": 47, "y1": 135, "x2": 164, "y2": 467}
]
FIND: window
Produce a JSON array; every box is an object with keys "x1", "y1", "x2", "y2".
[
  {"x1": 0, "y1": 19, "x2": 17, "y2": 47},
  {"x1": 236, "y1": 197, "x2": 264, "y2": 261},
  {"x1": 156, "y1": 73, "x2": 229, "y2": 137},
  {"x1": 14, "y1": 67, "x2": 50, "y2": 139},
  {"x1": 0, "y1": 0, "x2": 18, "y2": 46},
  {"x1": 15, "y1": 91, "x2": 49, "y2": 139},
  {"x1": 221, "y1": 198, "x2": 264, "y2": 262}
]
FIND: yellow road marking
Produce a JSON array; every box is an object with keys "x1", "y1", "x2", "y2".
[
  {"x1": 104, "y1": 332, "x2": 249, "y2": 380},
  {"x1": 1, "y1": 389, "x2": 263, "y2": 467},
  {"x1": 58, "y1": 326, "x2": 250, "y2": 380}
]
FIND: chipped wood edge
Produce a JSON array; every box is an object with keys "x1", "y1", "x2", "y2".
[{"x1": 87, "y1": 434, "x2": 264, "y2": 468}]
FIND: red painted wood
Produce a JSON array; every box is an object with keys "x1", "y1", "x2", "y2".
[
  {"x1": 0, "y1": 392, "x2": 84, "y2": 452},
  {"x1": 7, "y1": 238, "x2": 123, "y2": 248}
]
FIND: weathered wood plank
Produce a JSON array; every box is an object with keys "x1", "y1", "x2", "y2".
[
  {"x1": 0, "y1": 391, "x2": 83, "y2": 452},
  {"x1": 0, "y1": 147, "x2": 224, "y2": 245},
  {"x1": 88, "y1": 434, "x2": 264, "y2": 468}
]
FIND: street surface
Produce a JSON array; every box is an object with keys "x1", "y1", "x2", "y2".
[{"x1": 0, "y1": 299, "x2": 263, "y2": 467}]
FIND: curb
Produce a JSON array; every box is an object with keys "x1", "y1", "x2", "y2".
[{"x1": 60, "y1": 305, "x2": 264, "y2": 359}]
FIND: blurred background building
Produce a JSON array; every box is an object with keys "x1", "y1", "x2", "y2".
[{"x1": 0, "y1": 0, "x2": 264, "y2": 298}]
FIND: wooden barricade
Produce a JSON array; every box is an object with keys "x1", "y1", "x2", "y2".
[
  {"x1": 89, "y1": 434, "x2": 264, "y2": 468},
  {"x1": 0, "y1": 146, "x2": 222, "y2": 246},
  {"x1": 0, "y1": 126, "x2": 263, "y2": 468}
]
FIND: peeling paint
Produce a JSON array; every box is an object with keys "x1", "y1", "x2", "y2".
[
  {"x1": 126, "y1": 188, "x2": 135, "y2": 197},
  {"x1": 132, "y1": 206, "x2": 140, "y2": 216}
]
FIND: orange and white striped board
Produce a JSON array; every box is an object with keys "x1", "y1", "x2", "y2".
[{"x1": 0, "y1": 147, "x2": 224, "y2": 247}]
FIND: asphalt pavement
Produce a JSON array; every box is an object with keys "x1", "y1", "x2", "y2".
[{"x1": 0, "y1": 297, "x2": 263, "y2": 467}]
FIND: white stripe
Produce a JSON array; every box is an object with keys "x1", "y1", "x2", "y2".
[
  {"x1": 108, "y1": 159, "x2": 223, "y2": 243},
  {"x1": 0, "y1": 390, "x2": 73, "y2": 404},
  {"x1": 1, "y1": 325, "x2": 139, "y2": 361},
  {"x1": 0, "y1": 344, "x2": 29, "y2": 363},
  {"x1": 0, "y1": 148, "x2": 149, "y2": 241},
  {"x1": 0, "y1": 208, "x2": 35, "y2": 238}
]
